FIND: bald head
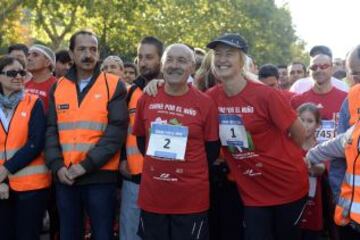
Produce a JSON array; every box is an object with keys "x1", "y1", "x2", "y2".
[
  {"x1": 161, "y1": 44, "x2": 195, "y2": 66},
  {"x1": 161, "y1": 43, "x2": 195, "y2": 88},
  {"x1": 346, "y1": 45, "x2": 360, "y2": 85}
]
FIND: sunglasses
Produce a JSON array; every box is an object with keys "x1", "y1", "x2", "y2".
[
  {"x1": 309, "y1": 64, "x2": 331, "y2": 71},
  {"x1": 0, "y1": 70, "x2": 27, "y2": 78}
]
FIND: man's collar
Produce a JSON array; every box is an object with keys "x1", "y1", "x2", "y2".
[{"x1": 64, "y1": 63, "x2": 101, "y2": 83}]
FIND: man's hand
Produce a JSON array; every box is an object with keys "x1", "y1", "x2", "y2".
[
  {"x1": 0, "y1": 165, "x2": 9, "y2": 183},
  {"x1": 0, "y1": 183, "x2": 9, "y2": 200},
  {"x1": 119, "y1": 161, "x2": 131, "y2": 179},
  {"x1": 309, "y1": 163, "x2": 326, "y2": 177},
  {"x1": 57, "y1": 167, "x2": 74, "y2": 185},
  {"x1": 67, "y1": 164, "x2": 86, "y2": 180},
  {"x1": 143, "y1": 79, "x2": 164, "y2": 96}
]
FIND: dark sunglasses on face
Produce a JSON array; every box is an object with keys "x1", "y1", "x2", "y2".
[
  {"x1": 0, "y1": 70, "x2": 27, "y2": 78},
  {"x1": 309, "y1": 64, "x2": 331, "y2": 71}
]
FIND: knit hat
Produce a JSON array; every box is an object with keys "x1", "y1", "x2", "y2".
[{"x1": 29, "y1": 44, "x2": 56, "y2": 70}]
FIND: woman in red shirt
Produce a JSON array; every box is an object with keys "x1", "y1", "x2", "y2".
[{"x1": 206, "y1": 33, "x2": 308, "y2": 240}]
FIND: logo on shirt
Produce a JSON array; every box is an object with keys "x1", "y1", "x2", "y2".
[
  {"x1": 94, "y1": 94, "x2": 102, "y2": 99},
  {"x1": 21, "y1": 112, "x2": 27, "y2": 117},
  {"x1": 243, "y1": 168, "x2": 262, "y2": 177},
  {"x1": 153, "y1": 173, "x2": 178, "y2": 182},
  {"x1": 57, "y1": 104, "x2": 69, "y2": 110}
]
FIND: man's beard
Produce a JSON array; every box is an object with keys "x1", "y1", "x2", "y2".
[{"x1": 140, "y1": 67, "x2": 160, "y2": 81}]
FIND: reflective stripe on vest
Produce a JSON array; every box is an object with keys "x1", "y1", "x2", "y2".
[
  {"x1": 348, "y1": 84, "x2": 360, "y2": 126},
  {"x1": 58, "y1": 121, "x2": 107, "y2": 131},
  {"x1": 344, "y1": 173, "x2": 360, "y2": 187},
  {"x1": 0, "y1": 94, "x2": 50, "y2": 191},
  {"x1": 125, "y1": 87, "x2": 144, "y2": 174},
  {"x1": 336, "y1": 122, "x2": 360, "y2": 225},
  {"x1": 54, "y1": 73, "x2": 120, "y2": 170},
  {"x1": 61, "y1": 143, "x2": 95, "y2": 152}
]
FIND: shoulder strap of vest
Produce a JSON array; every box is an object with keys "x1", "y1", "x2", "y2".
[
  {"x1": 126, "y1": 84, "x2": 138, "y2": 106},
  {"x1": 104, "y1": 73, "x2": 110, "y2": 102}
]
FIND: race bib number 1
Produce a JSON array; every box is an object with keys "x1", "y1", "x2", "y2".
[
  {"x1": 146, "y1": 123, "x2": 188, "y2": 161},
  {"x1": 219, "y1": 115, "x2": 249, "y2": 149}
]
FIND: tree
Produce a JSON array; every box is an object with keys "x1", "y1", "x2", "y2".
[{"x1": 1, "y1": 0, "x2": 307, "y2": 65}]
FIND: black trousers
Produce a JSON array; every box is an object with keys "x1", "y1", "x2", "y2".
[
  {"x1": 338, "y1": 225, "x2": 360, "y2": 240},
  {"x1": 243, "y1": 196, "x2": 306, "y2": 240},
  {"x1": 0, "y1": 188, "x2": 49, "y2": 240},
  {"x1": 209, "y1": 178, "x2": 243, "y2": 240},
  {"x1": 138, "y1": 210, "x2": 209, "y2": 240}
]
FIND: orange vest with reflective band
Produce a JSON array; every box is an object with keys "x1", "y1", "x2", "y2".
[
  {"x1": 0, "y1": 94, "x2": 51, "y2": 191},
  {"x1": 54, "y1": 73, "x2": 120, "y2": 170},
  {"x1": 348, "y1": 84, "x2": 360, "y2": 126},
  {"x1": 126, "y1": 87, "x2": 144, "y2": 174},
  {"x1": 335, "y1": 122, "x2": 360, "y2": 225}
]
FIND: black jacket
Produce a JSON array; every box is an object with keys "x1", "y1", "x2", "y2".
[{"x1": 45, "y1": 64, "x2": 129, "y2": 185}]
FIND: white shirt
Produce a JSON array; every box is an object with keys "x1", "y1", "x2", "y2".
[
  {"x1": 78, "y1": 76, "x2": 92, "y2": 92},
  {"x1": 289, "y1": 77, "x2": 349, "y2": 94},
  {"x1": 0, "y1": 108, "x2": 14, "y2": 132}
]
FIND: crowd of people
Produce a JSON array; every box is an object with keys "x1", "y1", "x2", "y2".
[{"x1": 0, "y1": 28, "x2": 360, "y2": 240}]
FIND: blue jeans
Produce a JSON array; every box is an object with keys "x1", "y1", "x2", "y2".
[
  {"x1": 56, "y1": 183, "x2": 116, "y2": 240},
  {"x1": 120, "y1": 180, "x2": 141, "y2": 240},
  {"x1": 0, "y1": 188, "x2": 49, "y2": 240}
]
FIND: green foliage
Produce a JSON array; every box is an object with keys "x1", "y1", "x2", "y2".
[{"x1": 0, "y1": 0, "x2": 307, "y2": 65}]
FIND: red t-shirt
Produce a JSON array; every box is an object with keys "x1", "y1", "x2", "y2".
[
  {"x1": 279, "y1": 89, "x2": 296, "y2": 102},
  {"x1": 25, "y1": 76, "x2": 57, "y2": 112},
  {"x1": 207, "y1": 81, "x2": 308, "y2": 206},
  {"x1": 291, "y1": 87, "x2": 347, "y2": 143},
  {"x1": 133, "y1": 85, "x2": 219, "y2": 214}
]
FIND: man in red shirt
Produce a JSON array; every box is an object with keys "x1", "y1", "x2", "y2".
[
  {"x1": 26, "y1": 44, "x2": 57, "y2": 112},
  {"x1": 133, "y1": 43, "x2": 219, "y2": 240},
  {"x1": 291, "y1": 51, "x2": 347, "y2": 239}
]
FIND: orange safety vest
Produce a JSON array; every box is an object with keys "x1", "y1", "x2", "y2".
[
  {"x1": 54, "y1": 73, "x2": 120, "y2": 170},
  {"x1": 335, "y1": 121, "x2": 360, "y2": 225},
  {"x1": 0, "y1": 94, "x2": 50, "y2": 191},
  {"x1": 126, "y1": 87, "x2": 144, "y2": 174},
  {"x1": 348, "y1": 84, "x2": 360, "y2": 126}
]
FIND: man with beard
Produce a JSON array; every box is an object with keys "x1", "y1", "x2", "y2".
[
  {"x1": 133, "y1": 43, "x2": 219, "y2": 240},
  {"x1": 119, "y1": 36, "x2": 163, "y2": 240},
  {"x1": 45, "y1": 30, "x2": 128, "y2": 240}
]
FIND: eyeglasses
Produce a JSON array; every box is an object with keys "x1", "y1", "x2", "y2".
[
  {"x1": 0, "y1": 70, "x2": 27, "y2": 78},
  {"x1": 309, "y1": 64, "x2": 331, "y2": 71}
]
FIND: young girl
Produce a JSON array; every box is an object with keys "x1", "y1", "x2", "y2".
[{"x1": 298, "y1": 103, "x2": 326, "y2": 240}]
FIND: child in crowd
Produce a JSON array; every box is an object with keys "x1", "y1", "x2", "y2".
[{"x1": 297, "y1": 103, "x2": 326, "y2": 240}]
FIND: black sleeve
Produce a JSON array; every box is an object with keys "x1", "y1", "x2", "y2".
[
  {"x1": 45, "y1": 83, "x2": 66, "y2": 173},
  {"x1": 4, "y1": 99, "x2": 46, "y2": 174},
  {"x1": 136, "y1": 136, "x2": 146, "y2": 156},
  {"x1": 80, "y1": 81, "x2": 129, "y2": 172},
  {"x1": 205, "y1": 140, "x2": 220, "y2": 165}
]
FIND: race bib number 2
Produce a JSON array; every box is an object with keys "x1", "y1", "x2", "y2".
[
  {"x1": 219, "y1": 114, "x2": 249, "y2": 149},
  {"x1": 146, "y1": 123, "x2": 188, "y2": 161}
]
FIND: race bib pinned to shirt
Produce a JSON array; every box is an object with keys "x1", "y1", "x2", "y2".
[
  {"x1": 219, "y1": 114, "x2": 249, "y2": 150},
  {"x1": 316, "y1": 120, "x2": 336, "y2": 143},
  {"x1": 146, "y1": 123, "x2": 188, "y2": 161}
]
